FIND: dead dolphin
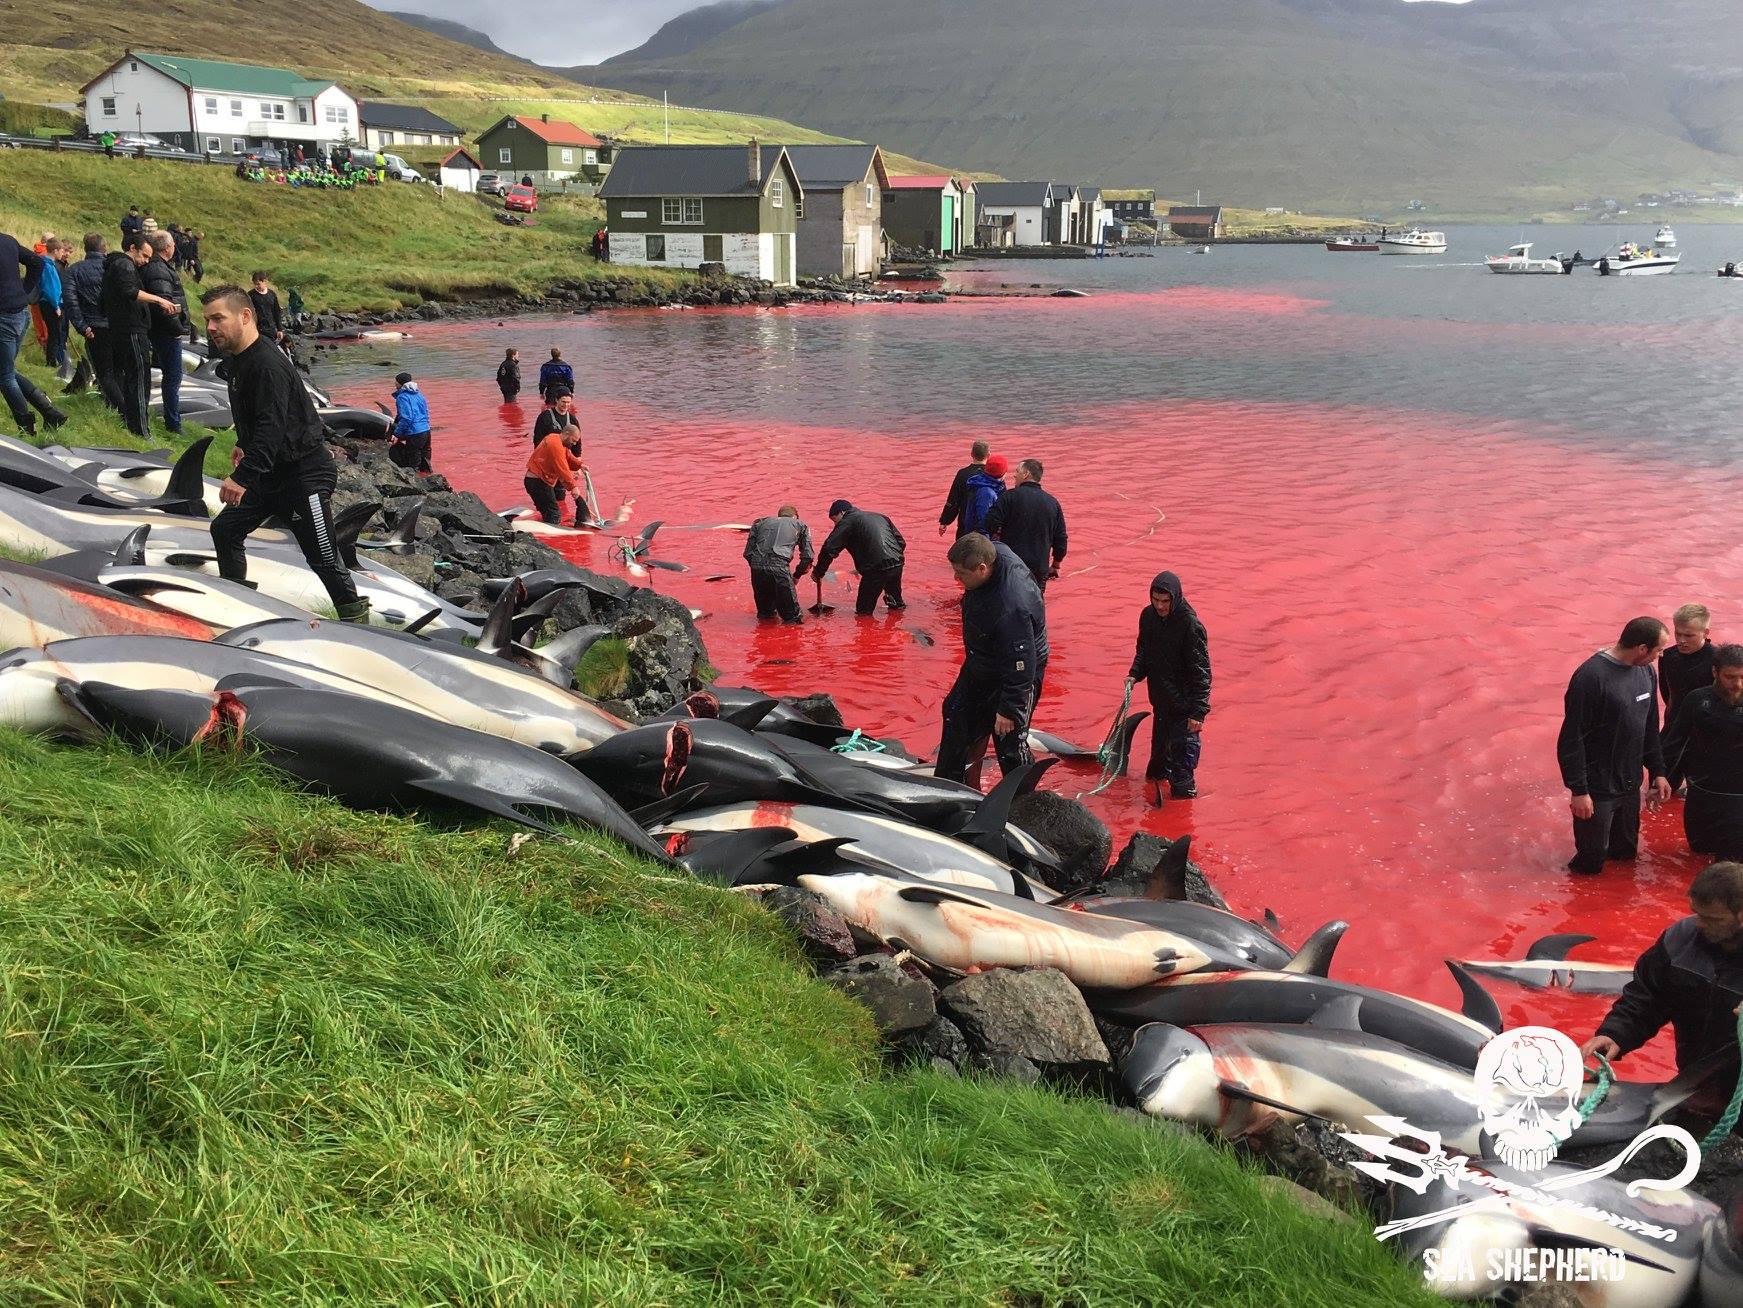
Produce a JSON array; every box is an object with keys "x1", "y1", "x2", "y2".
[
  {"x1": 0, "y1": 558, "x2": 215, "y2": 648},
  {"x1": 94, "y1": 562, "x2": 318, "y2": 630},
  {"x1": 1074, "y1": 898, "x2": 1344, "y2": 975},
  {"x1": 1453, "y1": 933, "x2": 1636, "y2": 995},
  {"x1": 759, "y1": 732, "x2": 989, "y2": 829},
  {"x1": 0, "y1": 480, "x2": 277, "y2": 558},
  {"x1": 59, "y1": 680, "x2": 673, "y2": 863},
  {"x1": 1703, "y1": 1199, "x2": 1743, "y2": 1308},
  {"x1": 573, "y1": 717, "x2": 852, "y2": 807},
  {"x1": 0, "y1": 433, "x2": 210, "y2": 516}
]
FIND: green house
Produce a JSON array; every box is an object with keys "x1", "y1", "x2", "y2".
[{"x1": 474, "y1": 114, "x2": 606, "y2": 187}]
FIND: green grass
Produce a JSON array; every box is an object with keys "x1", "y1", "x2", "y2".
[
  {"x1": 575, "y1": 637, "x2": 631, "y2": 701},
  {"x1": 0, "y1": 729, "x2": 1439, "y2": 1305}
]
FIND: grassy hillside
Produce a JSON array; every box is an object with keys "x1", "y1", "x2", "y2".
[{"x1": 0, "y1": 726, "x2": 1440, "y2": 1304}]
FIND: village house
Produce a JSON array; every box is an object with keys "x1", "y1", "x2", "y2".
[
  {"x1": 782, "y1": 144, "x2": 888, "y2": 278},
  {"x1": 1045, "y1": 184, "x2": 1078, "y2": 245},
  {"x1": 1072, "y1": 186, "x2": 1110, "y2": 244},
  {"x1": 1167, "y1": 205, "x2": 1225, "y2": 239},
  {"x1": 360, "y1": 103, "x2": 463, "y2": 151},
  {"x1": 436, "y1": 147, "x2": 482, "y2": 193},
  {"x1": 972, "y1": 181, "x2": 1053, "y2": 247},
  {"x1": 475, "y1": 114, "x2": 605, "y2": 188},
  {"x1": 1104, "y1": 189, "x2": 1156, "y2": 222},
  {"x1": 882, "y1": 175, "x2": 963, "y2": 256},
  {"x1": 598, "y1": 141, "x2": 802, "y2": 286},
  {"x1": 955, "y1": 179, "x2": 978, "y2": 253},
  {"x1": 80, "y1": 50, "x2": 358, "y2": 157}
]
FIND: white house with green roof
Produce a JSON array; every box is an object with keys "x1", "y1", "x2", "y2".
[{"x1": 80, "y1": 50, "x2": 360, "y2": 158}]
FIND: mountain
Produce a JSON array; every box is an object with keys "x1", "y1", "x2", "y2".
[
  {"x1": 580, "y1": 0, "x2": 1743, "y2": 212},
  {"x1": 601, "y1": 0, "x2": 788, "y2": 64},
  {"x1": 380, "y1": 11, "x2": 526, "y2": 62}
]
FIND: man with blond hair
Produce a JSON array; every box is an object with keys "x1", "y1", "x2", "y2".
[{"x1": 1661, "y1": 603, "x2": 1716, "y2": 720}]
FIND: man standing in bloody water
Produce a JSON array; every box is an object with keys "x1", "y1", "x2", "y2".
[
  {"x1": 1557, "y1": 616, "x2": 1673, "y2": 876},
  {"x1": 1661, "y1": 603, "x2": 1717, "y2": 722},
  {"x1": 938, "y1": 439, "x2": 990, "y2": 538},
  {"x1": 1664, "y1": 644, "x2": 1743, "y2": 862},
  {"x1": 1127, "y1": 571, "x2": 1211, "y2": 807},
  {"x1": 742, "y1": 505, "x2": 814, "y2": 625},
  {"x1": 814, "y1": 499, "x2": 906, "y2": 616}
]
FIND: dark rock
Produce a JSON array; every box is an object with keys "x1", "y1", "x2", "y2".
[
  {"x1": 759, "y1": 887, "x2": 857, "y2": 966},
  {"x1": 419, "y1": 491, "x2": 511, "y2": 539},
  {"x1": 785, "y1": 692, "x2": 844, "y2": 728},
  {"x1": 1100, "y1": 833, "x2": 1229, "y2": 909},
  {"x1": 825, "y1": 954, "x2": 936, "y2": 1037},
  {"x1": 975, "y1": 1050, "x2": 1042, "y2": 1084},
  {"x1": 435, "y1": 570, "x2": 485, "y2": 601},
  {"x1": 914, "y1": 292, "x2": 948, "y2": 304},
  {"x1": 1010, "y1": 790, "x2": 1111, "y2": 891},
  {"x1": 608, "y1": 593, "x2": 706, "y2": 717},
  {"x1": 385, "y1": 551, "x2": 440, "y2": 590},
  {"x1": 1236, "y1": 1119, "x2": 1376, "y2": 1213},
  {"x1": 892, "y1": 1015, "x2": 971, "y2": 1072},
  {"x1": 939, "y1": 968, "x2": 1109, "y2": 1071}
]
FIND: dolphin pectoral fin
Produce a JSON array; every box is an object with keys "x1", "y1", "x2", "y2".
[
  {"x1": 1112, "y1": 711, "x2": 1149, "y2": 776},
  {"x1": 1648, "y1": 1043, "x2": 1739, "y2": 1122},
  {"x1": 403, "y1": 777, "x2": 562, "y2": 834},
  {"x1": 1444, "y1": 960, "x2": 1504, "y2": 1034},
  {"x1": 1524, "y1": 1228, "x2": 1674, "y2": 1275},
  {"x1": 1216, "y1": 1080, "x2": 1334, "y2": 1124},
  {"x1": 897, "y1": 884, "x2": 987, "y2": 908},
  {"x1": 1146, "y1": 833, "x2": 1192, "y2": 901},
  {"x1": 213, "y1": 673, "x2": 303, "y2": 693},
  {"x1": 627, "y1": 785, "x2": 709, "y2": 828},
  {"x1": 1282, "y1": 920, "x2": 1348, "y2": 977},
  {"x1": 1305, "y1": 995, "x2": 1365, "y2": 1030},
  {"x1": 329, "y1": 501, "x2": 381, "y2": 570},
  {"x1": 401, "y1": 608, "x2": 441, "y2": 636},
  {"x1": 1524, "y1": 932, "x2": 1598, "y2": 961}
]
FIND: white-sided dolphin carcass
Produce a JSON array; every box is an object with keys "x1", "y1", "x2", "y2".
[
  {"x1": 0, "y1": 434, "x2": 211, "y2": 516},
  {"x1": 1703, "y1": 1197, "x2": 1743, "y2": 1307},
  {"x1": 1452, "y1": 933, "x2": 1636, "y2": 995},
  {"x1": 0, "y1": 558, "x2": 215, "y2": 649}
]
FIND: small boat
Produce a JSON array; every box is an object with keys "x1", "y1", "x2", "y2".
[
  {"x1": 1325, "y1": 236, "x2": 1379, "y2": 252},
  {"x1": 1484, "y1": 242, "x2": 1568, "y2": 275},
  {"x1": 1594, "y1": 243, "x2": 1680, "y2": 276},
  {"x1": 1655, "y1": 224, "x2": 1677, "y2": 248},
  {"x1": 1718, "y1": 262, "x2": 1743, "y2": 279},
  {"x1": 1378, "y1": 227, "x2": 1448, "y2": 255}
]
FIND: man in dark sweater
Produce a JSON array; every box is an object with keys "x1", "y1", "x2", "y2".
[
  {"x1": 100, "y1": 232, "x2": 175, "y2": 437},
  {"x1": 743, "y1": 505, "x2": 814, "y2": 624},
  {"x1": 144, "y1": 232, "x2": 193, "y2": 433},
  {"x1": 984, "y1": 458, "x2": 1068, "y2": 591},
  {"x1": 1128, "y1": 571, "x2": 1211, "y2": 805},
  {"x1": 1557, "y1": 616, "x2": 1673, "y2": 876},
  {"x1": 63, "y1": 233, "x2": 125, "y2": 412},
  {"x1": 935, "y1": 533, "x2": 1047, "y2": 787},
  {"x1": 814, "y1": 499, "x2": 906, "y2": 616},
  {"x1": 937, "y1": 439, "x2": 989, "y2": 539},
  {"x1": 1, "y1": 230, "x2": 69, "y2": 435},
  {"x1": 1661, "y1": 603, "x2": 1717, "y2": 722},
  {"x1": 202, "y1": 285, "x2": 369, "y2": 623},
  {"x1": 1583, "y1": 861, "x2": 1743, "y2": 1077},
  {"x1": 1664, "y1": 644, "x2": 1743, "y2": 861},
  {"x1": 248, "y1": 272, "x2": 285, "y2": 347}
]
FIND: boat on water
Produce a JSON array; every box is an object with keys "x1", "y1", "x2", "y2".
[
  {"x1": 1378, "y1": 228, "x2": 1448, "y2": 255},
  {"x1": 1594, "y1": 242, "x2": 1680, "y2": 276},
  {"x1": 1655, "y1": 224, "x2": 1677, "y2": 247},
  {"x1": 1325, "y1": 236, "x2": 1379, "y2": 252},
  {"x1": 1719, "y1": 262, "x2": 1743, "y2": 279},
  {"x1": 1484, "y1": 242, "x2": 1569, "y2": 275}
]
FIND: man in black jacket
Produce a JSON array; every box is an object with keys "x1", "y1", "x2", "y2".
[
  {"x1": 814, "y1": 499, "x2": 905, "y2": 615},
  {"x1": 984, "y1": 459, "x2": 1067, "y2": 591},
  {"x1": 1583, "y1": 861, "x2": 1743, "y2": 1077},
  {"x1": 144, "y1": 232, "x2": 193, "y2": 433},
  {"x1": 1661, "y1": 603, "x2": 1717, "y2": 722},
  {"x1": 202, "y1": 285, "x2": 369, "y2": 623},
  {"x1": 937, "y1": 439, "x2": 989, "y2": 539},
  {"x1": 1664, "y1": 644, "x2": 1743, "y2": 860},
  {"x1": 1557, "y1": 616, "x2": 1673, "y2": 876},
  {"x1": 100, "y1": 231, "x2": 175, "y2": 437},
  {"x1": 63, "y1": 233, "x2": 125, "y2": 412},
  {"x1": 0, "y1": 230, "x2": 68, "y2": 436},
  {"x1": 935, "y1": 533, "x2": 1047, "y2": 786},
  {"x1": 1128, "y1": 571, "x2": 1211, "y2": 805},
  {"x1": 743, "y1": 505, "x2": 814, "y2": 624},
  {"x1": 249, "y1": 272, "x2": 286, "y2": 347}
]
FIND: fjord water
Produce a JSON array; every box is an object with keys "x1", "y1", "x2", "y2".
[{"x1": 324, "y1": 224, "x2": 1743, "y2": 1073}]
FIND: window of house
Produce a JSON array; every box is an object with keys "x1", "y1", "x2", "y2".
[
  {"x1": 129, "y1": 61, "x2": 138, "y2": 72},
  {"x1": 230, "y1": 99, "x2": 243, "y2": 117},
  {"x1": 297, "y1": 104, "x2": 308, "y2": 123},
  {"x1": 261, "y1": 102, "x2": 285, "y2": 121},
  {"x1": 101, "y1": 97, "x2": 117, "y2": 117},
  {"x1": 646, "y1": 234, "x2": 666, "y2": 261},
  {"x1": 203, "y1": 97, "x2": 217, "y2": 115},
  {"x1": 769, "y1": 178, "x2": 784, "y2": 208},
  {"x1": 584, "y1": 149, "x2": 596, "y2": 166},
  {"x1": 866, "y1": 184, "x2": 874, "y2": 206},
  {"x1": 205, "y1": 137, "x2": 221, "y2": 153},
  {"x1": 795, "y1": 195, "x2": 804, "y2": 219},
  {"x1": 661, "y1": 197, "x2": 703, "y2": 224},
  {"x1": 560, "y1": 148, "x2": 573, "y2": 164},
  {"x1": 231, "y1": 137, "x2": 245, "y2": 154},
  {"x1": 498, "y1": 147, "x2": 511, "y2": 164}
]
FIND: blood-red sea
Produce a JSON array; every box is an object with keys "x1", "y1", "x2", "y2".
[{"x1": 324, "y1": 235, "x2": 1743, "y2": 1078}]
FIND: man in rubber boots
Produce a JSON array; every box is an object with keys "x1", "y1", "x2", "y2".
[
  {"x1": 744, "y1": 505, "x2": 814, "y2": 624},
  {"x1": 201, "y1": 285, "x2": 370, "y2": 623},
  {"x1": 935, "y1": 533, "x2": 1047, "y2": 787},
  {"x1": 1664, "y1": 643, "x2": 1743, "y2": 862},
  {"x1": 1128, "y1": 571, "x2": 1211, "y2": 806},
  {"x1": 814, "y1": 499, "x2": 906, "y2": 616}
]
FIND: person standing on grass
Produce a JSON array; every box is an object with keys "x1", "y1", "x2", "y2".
[
  {"x1": 35, "y1": 239, "x2": 69, "y2": 379},
  {"x1": 497, "y1": 347, "x2": 521, "y2": 401},
  {"x1": 100, "y1": 231, "x2": 174, "y2": 438},
  {"x1": 938, "y1": 439, "x2": 991, "y2": 539},
  {"x1": 101, "y1": 129, "x2": 117, "y2": 160},
  {"x1": 182, "y1": 229, "x2": 203, "y2": 284},
  {"x1": 1, "y1": 230, "x2": 69, "y2": 436},
  {"x1": 387, "y1": 371, "x2": 433, "y2": 474},
  {"x1": 524, "y1": 422, "x2": 586, "y2": 526},
  {"x1": 144, "y1": 232, "x2": 194, "y2": 434},
  {"x1": 538, "y1": 347, "x2": 574, "y2": 403},
  {"x1": 248, "y1": 272, "x2": 286, "y2": 348},
  {"x1": 202, "y1": 284, "x2": 370, "y2": 623},
  {"x1": 120, "y1": 207, "x2": 143, "y2": 243},
  {"x1": 64, "y1": 233, "x2": 124, "y2": 411},
  {"x1": 1127, "y1": 572, "x2": 1211, "y2": 807}
]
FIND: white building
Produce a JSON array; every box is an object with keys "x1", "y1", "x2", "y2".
[
  {"x1": 81, "y1": 50, "x2": 359, "y2": 158},
  {"x1": 437, "y1": 148, "x2": 482, "y2": 194},
  {"x1": 973, "y1": 181, "x2": 1054, "y2": 247}
]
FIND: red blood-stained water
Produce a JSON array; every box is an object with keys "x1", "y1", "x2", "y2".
[{"x1": 331, "y1": 286, "x2": 1743, "y2": 1079}]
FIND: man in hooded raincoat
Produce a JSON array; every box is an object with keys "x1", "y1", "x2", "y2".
[{"x1": 1127, "y1": 571, "x2": 1211, "y2": 804}]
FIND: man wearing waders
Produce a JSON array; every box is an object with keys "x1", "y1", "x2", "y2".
[
  {"x1": 743, "y1": 505, "x2": 814, "y2": 624},
  {"x1": 1128, "y1": 571, "x2": 1211, "y2": 806}
]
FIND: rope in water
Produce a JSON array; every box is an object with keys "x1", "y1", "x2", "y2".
[
  {"x1": 1699, "y1": 1007, "x2": 1743, "y2": 1151},
  {"x1": 830, "y1": 729, "x2": 886, "y2": 755},
  {"x1": 1078, "y1": 681, "x2": 1134, "y2": 799}
]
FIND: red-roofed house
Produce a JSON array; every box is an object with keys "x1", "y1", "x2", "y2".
[
  {"x1": 881, "y1": 174, "x2": 963, "y2": 255},
  {"x1": 475, "y1": 113, "x2": 610, "y2": 189}
]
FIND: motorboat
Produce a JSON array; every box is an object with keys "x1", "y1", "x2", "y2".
[
  {"x1": 1594, "y1": 242, "x2": 1680, "y2": 276},
  {"x1": 1484, "y1": 242, "x2": 1568, "y2": 274},
  {"x1": 1325, "y1": 236, "x2": 1379, "y2": 252},
  {"x1": 1718, "y1": 262, "x2": 1743, "y2": 279},
  {"x1": 1655, "y1": 224, "x2": 1677, "y2": 247},
  {"x1": 1378, "y1": 228, "x2": 1448, "y2": 255}
]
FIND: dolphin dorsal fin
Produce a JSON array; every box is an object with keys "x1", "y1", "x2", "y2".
[
  {"x1": 1282, "y1": 920, "x2": 1348, "y2": 977},
  {"x1": 1444, "y1": 960, "x2": 1503, "y2": 1034},
  {"x1": 1525, "y1": 932, "x2": 1597, "y2": 962},
  {"x1": 329, "y1": 500, "x2": 380, "y2": 569},
  {"x1": 1306, "y1": 994, "x2": 1364, "y2": 1030},
  {"x1": 475, "y1": 579, "x2": 524, "y2": 659},
  {"x1": 953, "y1": 756, "x2": 1059, "y2": 861},
  {"x1": 389, "y1": 501, "x2": 422, "y2": 553},
  {"x1": 163, "y1": 436, "x2": 213, "y2": 518},
  {"x1": 1145, "y1": 833, "x2": 1192, "y2": 901},
  {"x1": 114, "y1": 525, "x2": 150, "y2": 566}
]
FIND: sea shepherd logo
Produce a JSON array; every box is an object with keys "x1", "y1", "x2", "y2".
[{"x1": 1338, "y1": 1027, "x2": 1703, "y2": 1290}]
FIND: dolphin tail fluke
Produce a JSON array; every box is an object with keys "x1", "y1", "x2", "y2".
[
  {"x1": 1112, "y1": 710, "x2": 1149, "y2": 777},
  {"x1": 1525, "y1": 932, "x2": 1598, "y2": 961},
  {"x1": 329, "y1": 500, "x2": 381, "y2": 570},
  {"x1": 1145, "y1": 833, "x2": 1192, "y2": 901},
  {"x1": 1444, "y1": 960, "x2": 1504, "y2": 1034},
  {"x1": 1282, "y1": 920, "x2": 1349, "y2": 977},
  {"x1": 528, "y1": 624, "x2": 610, "y2": 687},
  {"x1": 163, "y1": 436, "x2": 214, "y2": 518}
]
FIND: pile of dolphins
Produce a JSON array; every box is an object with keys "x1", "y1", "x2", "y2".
[{"x1": 1, "y1": 420, "x2": 1739, "y2": 1305}]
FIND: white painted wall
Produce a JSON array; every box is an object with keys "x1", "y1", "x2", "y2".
[
  {"x1": 979, "y1": 206, "x2": 1045, "y2": 245},
  {"x1": 84, "y1": 60, "x2": 190, "y2": 138},
  {"x1": 311, "y1": 86, "x2": 360, "y2": 144},
  {"x1": 608, "y1": 230, "x2": 793, "y2": 284},
  {"x1": 439, "y1": 163, "x2": 478, "y2": 193}
]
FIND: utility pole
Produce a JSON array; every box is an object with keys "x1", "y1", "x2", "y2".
[{"x1": 664, "y1": 91, "x2": 669, "y2": 144}]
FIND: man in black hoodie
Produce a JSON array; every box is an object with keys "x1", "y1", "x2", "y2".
[
  {"x1": 1128, "y1": 571, "x2": 1211, "y2": 805},
  {"x1": 100, "y1": 231, "x2": 176, "y2": 437},
  {"x1": 984, "y1": 458, "x2": 1067, "y2": 591},
  {"x1": 1664, "y1": 644, "x2": 1743, "y2": 860},
  {"x1": 1557, "y1": 616, "x2": 1672, "y2": 876},
  {"x1": 937, "y1": 439, "x2": 989, "y2": 539},
  {"x1": 64, "y1": 233, "x2": 126, "y2": 412},
  {"x1": 935, "y1": 533, "x2": 1047, "y2": 786},
  {"x1": 814, "y1": 499, "x2": 906, "y2": 615}
]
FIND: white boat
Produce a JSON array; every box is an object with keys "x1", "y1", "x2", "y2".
[
  {"x1": 1655, "y1": 225, "x2": 1677, "y2": 247},
  {"x1": 1594, "y1": 243, "x2": 1681, "y2": 276},
  {"x1": 1378, "y1": 227, "x2": 1448, "y2": 255},
  {"x1": 1484, "y1": 242, "x2": 1567, "y2": 275}
]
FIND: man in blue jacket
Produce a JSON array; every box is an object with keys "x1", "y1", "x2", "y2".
[
  {"x1": 537, "y1": 347, "x2": 575, "y2": 403},
  {"x1": 388, "y1": 371, "x2": 433, "y2": 473},
  {"x1": 935, "y1": 533, "x2": 1047, "y2": 787}
]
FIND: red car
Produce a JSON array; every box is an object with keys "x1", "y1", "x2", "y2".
[{"x1": 504, "y1": 185, "x2": 538, "y2": 213}]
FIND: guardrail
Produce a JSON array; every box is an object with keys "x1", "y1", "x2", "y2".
[{"x1": 0, "y1": 133, "x2": 216, "y2": 164}]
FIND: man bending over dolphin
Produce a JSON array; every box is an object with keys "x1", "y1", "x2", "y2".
[{"x1": 202, "y1": 284, "x2": 370, "y2": 622}]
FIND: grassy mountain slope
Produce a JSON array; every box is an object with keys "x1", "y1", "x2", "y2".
[
  {"x1": 379, "y1": 9, "x2": 530, "y2": 61},
  {"x1": 599, "y1": 0, "x2": 788, "y2": 65},
  {"x1": 0, "y1": 724, "x2": 1440, "y2": 1305},
  {"x1": 583, "y1": 0, "x2": 1743, "y2": 211}
]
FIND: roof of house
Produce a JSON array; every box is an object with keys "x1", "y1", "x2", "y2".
[
  {"x1": 361, "y1": 103, "x2": 462, "y2": 135},
  {"x1": 85, "y1": 50, "x2": 336, "y2": 98},
  {"x1": 481, "y1": 115, "x2": 603, "y2": 148},
  {"x1": 781, "y1": 144, "x2": 885, "y2": 190},
  {"x1": 439, "y1": 147, "x2": 482, "y2": 170},
  {"x1": 1101, "y1": 188, "x2": 1156, "y2": 201},
  {"x1": 598, "y1": 144, "x2": 801, "y2": 200},
  {"x1": 1048, "y1": 183, "x2": 1077, "y2": 201},
  {"x1": 1168, "y1": 205, "x2": 1224, "y2": 220},
  {"x1": 973, "y1": 181, "x2": 1053, "y2": 207},
  {"x1": 887, "y1": 174, "x2": 957, "y2": 191},
  {"x1": 1077, "y1": 186, "x2": 1101, "y2": 202}
]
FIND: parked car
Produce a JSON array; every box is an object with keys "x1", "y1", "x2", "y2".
[
  {"x1": 477, "y1": 173, "x2": 506, "y2": 196},
  {"x1": 115, "y1": 133, "x2": 187, "y2": 153},
  {"x1": 247, "y1": 145, "x2": 285, "y2": 167},
  {"x1": 504, "y1": 185, "x2": 538, "y2": 214}
]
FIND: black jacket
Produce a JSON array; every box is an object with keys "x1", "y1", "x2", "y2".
[
  {"x1": 960, "y1": 543, "x2": 1049, "y2": 720},
  {"x1": 1128, "y1": 572, "x2": 1211, "y2": 720},
  {"x1": 1664, "y1": 687, "x2": 1743, "y2": 793},
  {"x1": 64, "y1": 252, "x2": 107, "y2": 332},
  {"x1": 744, "y1": 515, "x2": 814, "y2": 574},
  {"x1": 497, "y1": 358, "x2": 521, "y2": 391},
  {"x1": 532, "y1": 408, "x2": 580, "y2": 447},
  {"x1": 223, "y1": 335, "x2": 330, "y2": 492},
  {"x1": 815, "y1": 508, "x2": 904, "y2": 576},
  {"x1": 1661, "y1": 643, "x2": 1717, "y2": 717},
  {"x1": 100, "y1": 251, "x2": 149, "y2": 336},
  {"x1": 938, "y1": 460, "x2": 985, "y2": 535},
  {"x1": 1, "y1": 233, "x2": 43, "y2": 316},
  {"x1": 140, "y1": 256, "x2": 189, "y2": 339},
  {"x1": 249, "y1": 288, "x2": 283, "y2": 338},
  {"x1": 1596, "y1": 916, "x2": 1743, "y2": 1071},
  {"x1": 1556, "y1": 651, "x2": 1666, "y2": 797},
  {"x1": 984, "y1": 479, "x2": 1068, "y2": 583}
]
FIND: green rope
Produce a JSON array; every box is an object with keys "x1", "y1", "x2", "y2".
[
  {"x1": 831, "y1": 729, "x2": 886, "y2": 755},
  {"x1": 1078, "y1": 682, "x2": 1136, "y2": 799},
  {"x1": 1699, "y1": 1006, "x2": 1743, "y2": 1151},
  {"x1": 1577, "y1": 1053, "x2": 1615, "y2": 1123}
]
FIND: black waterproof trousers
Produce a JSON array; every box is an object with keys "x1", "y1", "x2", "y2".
[
  {"x1": 210, "y1": 450, "x2": 359, "y2": 609},
  {"x1": 112, "y1": 331, "x2": 151, "y2": 437},
  {"x1": 1568, "y1": 791, "x2": 1641, "y2": 875},
  {"x1": 934, "y1": 662, "x2": 1044, "y2": 788},
  {"x1": 856, "y1": 564, "x2": 905, "y2": 615},
  {"x1": 85, "y1": 326, "x2": 127, "y2": 412},
  {"x1": 750, "y1": 567, "x2": 803, "y2": 623}
]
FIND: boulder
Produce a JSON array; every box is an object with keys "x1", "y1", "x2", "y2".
[
  {"x1": 419, "y1": 491, "x2": 512, "y2": 540},
  {"x1": 1254, "y1": 1175, "x2": 1357, "y2": 1226},
  {"x1": 825, "y1": 954, "x2": 936, "y2": 1037},
  {"x1": 384, "y1": 551, "x2": 440, "y2": 590},
  {"x1": 1100, "y1": 833, "x2": 1228, "y2": 909},
  {"x1": 759, "y1": 887, "x2": 856, "y2": 966},
  {"x1": 893, "y1": 1014, "x2": 970, "y2": 1071},
  {"x1": 1010, "y1": 790, "x2": 1111, "y2": 891},
  {"x1": 784, "y1": 692, "x2": 844, "y2": 728},
  {"x1": 416, "y1": 300, "x2": 444, "y2": 320},
  {"x1": 939, "y1": 968, "x2": 1109, "y2": 1072}
]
